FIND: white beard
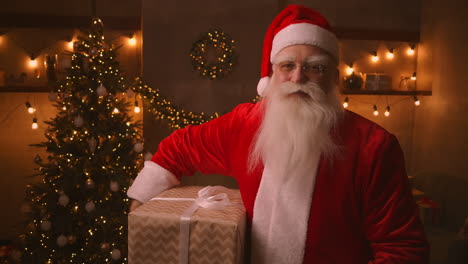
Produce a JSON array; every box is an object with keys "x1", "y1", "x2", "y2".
[{"x1": 249, "y1": 81, "x2": 343, "y2": 172}]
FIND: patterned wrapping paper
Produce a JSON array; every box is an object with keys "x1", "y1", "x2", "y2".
[{"x1": 128, "y1": 186, "x2": 246, "y2": 264}]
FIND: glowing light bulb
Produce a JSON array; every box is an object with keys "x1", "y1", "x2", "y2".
[
  {"x1": 407, "y1": 45, "x2": 415, "y2": 56},
  {"x1": 384, "y1": 106, "x2": 390, "y2": 117},
  {"x1": 32, "y1": 118, "x2": 38, "y2": 129},
  {"x1": 343, "y1": 97, "x2": 349, "y2": 108},
  {"x1": 134, "y1": 101, "x2": 140, "y2": 113},
  {"x1": 373, "y1": 105, "x2": 379, "y2": 116},
  {"x1": 346, "y1": 64, "x2": 354, "y2": 75},
  {"x1": 29, "y1": 57, "x2": 38, "y2": 68},
  {"x1": 386, "y1": 49, "x2": 394, "y2": 59},
  {"x1": 128, "y1": 36, "x2": 136, "y2": 46},
  {"x1": 68, "y1": 41, "x2": 74, "y2": 49},
  {"x1": 411, "y1": 72, "x2": 417, "y2": 81},
  {"x1": 113, "y1": 108, "x2": 119, "y2": 113},
  {"x1": 371, "y1": 52, "x2": 379, "y2": 62},
  {"x1": 25, "y1": 102, "x2": 35, "y2": 114},
  {"x1": 414, "y1": 96, "x2": 420, "y2": 106}
]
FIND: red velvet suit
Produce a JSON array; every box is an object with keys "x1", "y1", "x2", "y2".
[{"x1": 152, "y1": 102, "x2": 429, "y2": 264}]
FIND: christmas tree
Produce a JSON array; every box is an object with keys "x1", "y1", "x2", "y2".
[{"x1": 19, "y1": 18, "x2": 143, "y2": 263}]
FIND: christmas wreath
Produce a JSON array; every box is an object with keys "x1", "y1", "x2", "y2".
[{"x1": 189, "y1": 29, "x2": 237, "y2": 80}]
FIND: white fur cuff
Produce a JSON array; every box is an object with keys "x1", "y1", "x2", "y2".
[{"x1": 127, "y1": 161, "x2": 180, "y2": 203}]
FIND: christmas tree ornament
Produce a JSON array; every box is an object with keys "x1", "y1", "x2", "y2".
[
  {"x1": 97, "y1": 84, "x2": 107, "y2": 96},
  {"x1": 85, "y1": 201, "x2": 95, "y2": 212},
  {"x1": 74, "y1": 115, "x2": 84, "y2": 127},
  {"x1": 126, "y1": 88, "x2": 135, "y2": 98},
  {"x1": 144, "y1": 151, "x2": 153, "y2": 161},
  {"x1": 111, "y1": 249, "x2": 121, "y2": 260},
  {"x1": 34, "y1": 154, "x2": 42, "y2": 163},
  {"x1": 110, "y1": 181, "x2": 119, "y2": 192},
  {"x1": 58, "y1": 194, "x2": 69, "y2": 206},
  {"x1": 57, "y1": 235, "x2": 67, "y2": 247},
  {"x1": 89, "y1": 47, "x2": 98, "y2": 56},
  {"x1": 48, "y1": 92, "x2": 58, "y2": 102},
  {"x1": 88, "y1": 137, "x2": 97, "y2": 153},
  {"x1": 133, "y1": 142, "x2": 144, "y2": 153},
  {"x1": 40, "y1": 220, "x2": 51, "y2": 231},
  {"x1": 100, "y1": 242, "x2": 110, "y2": 252},
  {"x1": 85, "y1": 179, "x2": 95, "y2": 189},
  {"x1": 67, "y1": 235, "x2": 77, "y2": 244}
]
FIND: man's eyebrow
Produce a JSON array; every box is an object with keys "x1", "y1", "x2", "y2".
[
  {"x1": 305, "y1": 55, "x2": 330, "y2": 65},
  {"x1": 272, "y1": 55, "x2": 296, "y2": 64}
]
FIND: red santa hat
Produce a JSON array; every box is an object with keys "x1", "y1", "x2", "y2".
[{"x1": 257, "y1": 5, "x2": 339, "y2": 96}]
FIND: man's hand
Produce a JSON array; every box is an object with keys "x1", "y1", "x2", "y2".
[{"x1": 129, "y1": 199, "x2": 143, "y2": 212}]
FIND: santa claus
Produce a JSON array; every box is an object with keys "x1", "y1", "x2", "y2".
[{"x1": 128, "y1": 4, "x2": 429, "y2": 264}]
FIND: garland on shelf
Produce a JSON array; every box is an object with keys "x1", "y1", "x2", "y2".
[{"x1": 189, "y1": 29, "x2": 237, "y2": 80}]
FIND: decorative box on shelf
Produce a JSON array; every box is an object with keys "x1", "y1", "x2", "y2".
[
  {"x1": 128, "y1": 186, "x2": 246, "y2": 264},
  {"x1": 364, "y1": 73, "x2": 392, "y2": 91}
]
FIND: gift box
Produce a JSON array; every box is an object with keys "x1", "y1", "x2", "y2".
[{"x1": 128, "y1": 186, "x2": 246, "y2": 264}]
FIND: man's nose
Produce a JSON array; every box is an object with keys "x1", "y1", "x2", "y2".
[{"x1": 290, "y1": 66, "x2": 308, "y2": 83}]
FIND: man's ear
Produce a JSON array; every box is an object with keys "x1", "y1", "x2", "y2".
[{"x1": 334, "y1": 68, "x2": 339, "y2": 85}]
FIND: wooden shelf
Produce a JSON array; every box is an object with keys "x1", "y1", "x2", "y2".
[
  {"x1": 0, "y1": 86, "x2": 50, "y2": 93},
  {"x1": 0, "y1": 13, "x2": 140, "y2": 31},
  {"x1": 341, "y1": 89, "x2": 432, "y2": 96}
]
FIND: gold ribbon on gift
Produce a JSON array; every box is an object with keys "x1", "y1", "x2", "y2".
[{"x1": 150, "y1": 186, "x2": 237, "y2": 264}]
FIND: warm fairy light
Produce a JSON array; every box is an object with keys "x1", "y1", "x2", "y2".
[
  {"x1": 343, "y1": 97, "x2": 349, "y2": 108},
  {"x1": 407, "y1": 45, "x2": 415, "y2": 56},
  {"x1": 386, "y1": 49, "x2": 394, "y2": 59},
  {"x1": 128, "y1": 35, "x2": 136, "y2": 46},
  {"x1": 25, "y1": 102, "x2": 35, "y2": 114},
  {"x1": 68, "y1": 41, "x2": 74, "y2": 49},
  {"x1": 134, "y1": 101, "x2": 140, "y2": 113},
  {"x1": 345, "y1": 64, "x2": 354, "y2": 75},
  {"x1": 411, "y1": 72, "x2": 417, "y2": 81},
  {"x1": 371, "y1": 52, "x2": 379, "y2": 62},
  {"x1": 29, "y1": 57, "x2": 38, "y2": 68},
  {"x1": 384, "y1": 106, "x2": 390, "y2": 117},
  {"x1": 373, "y1": 105, "x2": 379, "y2": 116},
  {"x1": 414, "y1": 96, "x2": 420, "y2": 106},
  {"x1": 32, "y1": 118, "x2": 38, "y2": 129},
  {"x1": 113, "y1": 108, "x2": 119, "y2": 114}
]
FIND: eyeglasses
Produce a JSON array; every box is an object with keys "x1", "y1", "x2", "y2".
[{"x1": 274, "y1": 62, "x2": 329, "y2": 76}]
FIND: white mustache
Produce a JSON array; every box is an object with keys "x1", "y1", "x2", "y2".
[{"x1": 277, "y1": 82, "x2": 326, "y2": 101}]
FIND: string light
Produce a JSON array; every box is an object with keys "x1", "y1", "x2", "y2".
[
  {"x1": 373, "y1": 105, "x2": 379, "y2": 116},
  {"x1": 29, "y1": 55, "x2": 38, "y2": 68},
  {"x1": 414, "y1": 96, "x2": 420, "y2": 106},
  {"x1": 386, "y1": 48, "x2": 394, "y2": 59},
  {"x1": 345, "y1": 63, "x2": 354, "y2": 75},
  {"x1": 371, "y1": 51, "x2": 379, "y2": 62},
  {"x1": 32, "y1": 118, "x2": 38, "y2": 129},
  {"x1": 407, "y1": 44, "x2": 415, "y2": 56},
  {"x1": 411, "y1": 72, "x2": 417, "y2": 81},
  {"x1": 343, "y1": 97, "x2": 349, "y2": 108},
  {"x1": 113, "y1": 108, "x2": 119, "y2": 114},
  {"x1": 25, "y1": 102, "x2": 35, "y2": 114},
  {"x1": 68, "y1": 40, "x2": 74, "y2": 49},
  {"x1": 384, "y1": 106, "x2": 390, "y2": 117},
  {"x1": 134, "y1": 101, "x2": 140, "y2": 113},
  {"x1": 128, "y1": 34, "x2": 136, "y2": 46}
]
